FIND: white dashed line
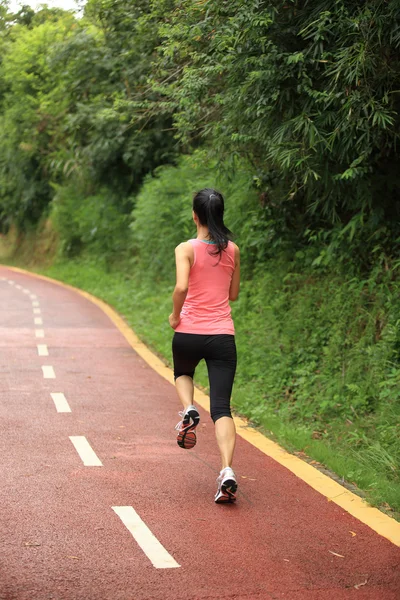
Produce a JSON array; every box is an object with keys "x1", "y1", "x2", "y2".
[
  {"x1": 30, "y1": 294, "x2": 37, "y2": 300},
  {"x1": 69, "y1": 436, "x2": 103, "y2": 466},
  {"x1": 33, "y1": 308, "x2": 41, "y2": 315},
  {"x1": 37, "y1": 344, "x2": 49, "y2": 356},
  {"x1": 42, "y1": 365, "x2": 55, "y2": 379},
  {"x1": 51, "y1": 393, "x2": 71, "y2": 413},
  {"x1": 34, "y1": 317, "x2": 43, "y2": 325},
  {"x1": 15, "y1": 284, "x2": 22, "y2": 290},
  {"x1": 23, "y1": 289, "x2": 30, "y2": 294},
  {"x1": 35, "y1": 329, "x2": 45, "y2": 338},
  {"x1": 8, "y1": 280, "x2": 14, "y2": 285},
  {"x1": 32, "y1": 300, "x2": 39, "y2": 307},
  {"x1": 112, "y1": 506, "x2": 180, "y2": 569}
]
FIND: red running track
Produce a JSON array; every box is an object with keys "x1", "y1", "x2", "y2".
[{"x1": 0, "y1": 266, "x2": 399, "y2": 600}]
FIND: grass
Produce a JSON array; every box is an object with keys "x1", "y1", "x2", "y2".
[{"x1": 7, "y1": 254, "x2": 397, "y2": 520}]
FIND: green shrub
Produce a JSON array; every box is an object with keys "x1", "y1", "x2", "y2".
[{"x1": 51, "y1": 183, "x2": 129, "y2": 263}]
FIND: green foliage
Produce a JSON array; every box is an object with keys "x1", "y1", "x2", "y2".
[
  {"x1": 148, "y1": 0, "x2": 400, "y2": 262},
  {"x1": 0, "y1": 14, "x2": 75, "y2": 228},
  {"x1": 2, "y1": 0, "x2": 400, "y2": 266},
  {"x1": 0, "y1": 0, "x2": 178, "y2": 230},
  {"x1": 51, "y1": 183, "x2": 129, "y2": 263}
]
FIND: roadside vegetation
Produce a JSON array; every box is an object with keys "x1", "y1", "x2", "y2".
[{"x1": 1, "y1": 1, "x2": 399, "y2": 515}]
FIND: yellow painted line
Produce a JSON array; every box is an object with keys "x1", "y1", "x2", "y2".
[{"x1": 5, "y1": 265, "x2": 400, "y2": 547}]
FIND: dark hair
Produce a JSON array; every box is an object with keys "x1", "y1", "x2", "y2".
[{"x1": 193, "y1": 188, "x2": 232, "y2": 256}]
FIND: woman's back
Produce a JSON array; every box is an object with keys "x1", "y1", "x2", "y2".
[{"x1": 174, "y1": 239, "x2": 235, "y2": 335}]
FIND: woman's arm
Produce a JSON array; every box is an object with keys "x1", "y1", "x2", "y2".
[
  {"x1": 229, "y1": 244, "x2": 240, "y2": 301},
  {"x1": 169, "y1": 242, "x2": 192, "y2": 328}
]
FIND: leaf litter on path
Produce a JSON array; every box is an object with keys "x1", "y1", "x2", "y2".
[{"x1": 24, "y1": 541, "x2": 41, "y2": 547}]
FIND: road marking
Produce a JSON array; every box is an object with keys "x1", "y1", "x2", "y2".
[
  {"x1": 34, "y1": 317, "x2": 43, "y2": 325},
  {"x1": 35, "y1": 329, "x2": 44, "y2": 338},
  {"x1": 32, "y1": 300, "x2": 40, "y2": 307},
  {"x1": 33, "y1": 308, "x2": 41, "y2": 315},
  {"x1": 23, "y1": 289, "x2": 30, "y2": 294},
  {"x1": 42, "y1": 365, "x2": 55, "y2": 379},
  {"x1": 8, "y1": 280, "x2": 14, "y2": 285},
  {"x1": 51, "y1": 393, "x2": 71, "y2": 413},
  {"x1": 9, "y1": 267, "x2": 400, "y2": 548},
  {"x1": 15, "y1": 284, "x2": 22, "y2": 289},
  {"x1": 112, "y1": 506, "x2": 180, "y2": 569},
  {"x1": 37, "y1": 344, "x2": 48, "y2": 356},
  {"x1": 30, "y1": 294, "x2": 37, "y2": 300},
  {"x1": 69, "y1": 436, "x2": 102, "y2": 466}
]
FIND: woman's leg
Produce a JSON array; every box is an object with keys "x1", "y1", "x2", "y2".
[
  {"x1": 205, "y1": 335, "x2": 237, "y2": 469},
  {"x1": 172, "y1": 333, "x2": 203, "y2": 449},
  {"x1": 215, "y1": 416, "x2": 236, "y2": 469},
  {"x1": 172, "y1": 333, "x2": 203, "y2": 406},
  {"x1": 175, "y1": 375, "x2": 194, "y2": 410}
]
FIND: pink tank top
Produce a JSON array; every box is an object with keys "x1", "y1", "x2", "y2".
[{"x1": 175, "y1": 239, "x2": 235, "y2": 335}]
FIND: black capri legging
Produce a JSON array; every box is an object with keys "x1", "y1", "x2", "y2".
[{"x1": 172, "y1": 333, "x2": 237, "y2": 423}]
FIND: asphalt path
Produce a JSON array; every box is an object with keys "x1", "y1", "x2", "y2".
[{"x1": 1, "y1": 266, "x2": 399, "y2": 600}]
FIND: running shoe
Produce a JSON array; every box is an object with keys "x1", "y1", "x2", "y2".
[
  {"x1": 175, "y1": 405, "x2": 200, "y2": 449},
  {"x1": 215, "y1": 467, "x2": 237, "y2": 503}
]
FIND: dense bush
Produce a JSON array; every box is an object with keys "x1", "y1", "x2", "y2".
[
  {"x1": 141, "y1": 0, "x2": 400, "y2": 267},
  {"x1": 0, "y1": 1, "x2": 178, "y2": 229},
  {"x1": 2, "y1": 0, "x2": 400, "y2": 262},
  {"x1": 51, "y1": 184, "x2": 130, "y2": 263}
]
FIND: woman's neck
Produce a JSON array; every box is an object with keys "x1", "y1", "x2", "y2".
[{"x1": 196, "y1": 224, "x2": 211, "y2": 240}]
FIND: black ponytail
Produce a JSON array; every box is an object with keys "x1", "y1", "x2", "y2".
[{"x1": 193, "y1": 188, "x2": 232, "y2": 257}]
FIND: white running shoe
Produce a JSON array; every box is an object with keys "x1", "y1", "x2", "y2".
[
  {"x1": 215, "y1": 467, "x2": 237, "y2": 503},
  {"x1": 175, "y1": 404, "x2": 200, "y2": 449}
]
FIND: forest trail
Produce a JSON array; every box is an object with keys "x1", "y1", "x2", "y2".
[{"x1": 1, "y1": 266, "x2": 399, "y2": 600}]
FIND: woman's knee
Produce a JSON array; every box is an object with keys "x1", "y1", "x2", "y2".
[{"x1": 211, "y1": 405, "x2": 232, "y2": 423}]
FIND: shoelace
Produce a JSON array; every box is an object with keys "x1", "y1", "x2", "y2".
[{"x1": 174, "y1": 410, "x2": 185, "y2": 431}]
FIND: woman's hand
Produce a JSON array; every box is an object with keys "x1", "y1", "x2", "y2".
[{"x1": 169, "y1": 313, "x2": 180, "y2": 329}]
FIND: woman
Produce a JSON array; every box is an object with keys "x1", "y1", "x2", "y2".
[{"x1": 169, "y1": 188, "x2": 240, "y2": 503}]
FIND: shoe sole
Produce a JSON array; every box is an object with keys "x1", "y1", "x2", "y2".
[
  {"x1": 215, "y1": 478, "x2": 237, "y2": 504},
  {"x1": 177, "y1": 410, "x2": 200, "y2": 449},
  {"x1": 177, "y1": 429, "x2": 197, "y2": 449}
]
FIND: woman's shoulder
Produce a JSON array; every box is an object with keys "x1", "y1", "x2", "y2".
[
  {"x1": 175, "y1": 240, "x2": 193, "y2": 249},
  {"x1": 175, "y1": 240, "x2": 195, "y2": 256},
  {"x1": 228, "y1": 240, "x2": 240, "y2": 255}
]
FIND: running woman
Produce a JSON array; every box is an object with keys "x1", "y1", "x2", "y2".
[{"x1": 169, "y1": 188, "x2": 240, "y2": 503}]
